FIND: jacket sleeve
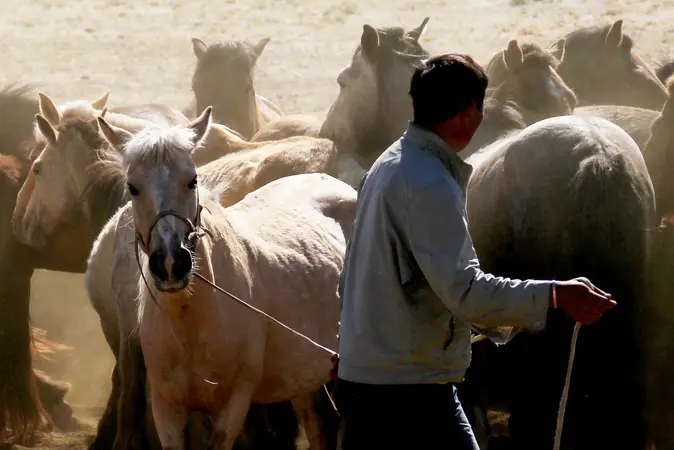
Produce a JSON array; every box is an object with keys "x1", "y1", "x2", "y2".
[{"x1": 404, "y1": 178, "x2": 552, "y2": 331}]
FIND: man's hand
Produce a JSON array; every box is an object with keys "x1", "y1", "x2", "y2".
[{"x1": 553, "y1": 279, "x2": 616, "y2": 325}]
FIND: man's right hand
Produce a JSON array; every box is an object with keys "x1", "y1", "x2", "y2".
[{"x1": 553, "y1": 279, "x2": 616, "y2": 325}]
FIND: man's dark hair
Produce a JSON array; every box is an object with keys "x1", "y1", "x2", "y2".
[{"x1": 409, "y1": 53, "x2": 489, "y2": 127}]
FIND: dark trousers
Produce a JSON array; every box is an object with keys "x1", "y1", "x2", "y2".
[{"x1": 334, "y1": 378, "x2": 480, "y2": 450}]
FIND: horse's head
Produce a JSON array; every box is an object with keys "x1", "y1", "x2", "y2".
[
  {"x1": 191, "y1": 37, "x2": 269, "y2": 139},
  {"x1": 319, "y1": 18, "x2": 429, "y2": 166},
  {"x1": 488, "y1": 40, "x2": 577, "y2": 125},
  {"x1": 552, "y1": 19, "x2": 667, "y2": 110},
  {"x1": 99, "y1": 106, "x2": 212, "y2": 293},
  {"x1": 12, "y1": 92, "x2": 108, "y2": 248}
]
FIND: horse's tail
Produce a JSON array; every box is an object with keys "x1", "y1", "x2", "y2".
[{"x1": 565, "y1": 148, "x2": 651, "y2": 446}]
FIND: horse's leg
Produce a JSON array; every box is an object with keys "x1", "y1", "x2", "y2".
[
  {"x1": 291, "y1": 390, "x2": 331, "y2": 450},
  {"x1": 208, "y1": 383, "x2": 256, "y2": 450},
  {"x1": 89, "y1": 364, "x2": 120, "y2": 450},
  {"x1": 90, "y1": 320, "x2": 122, "y2": 449},
  {"x1": 149, "y1": 387, "x2": 187, "y2": 450},
  {"x1": 113, "y1": 336, "x2": 150, "y2": 450}
]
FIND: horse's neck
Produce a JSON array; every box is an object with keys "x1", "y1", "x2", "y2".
[
  {"x1": 199, "y1": 92, "x2": 260, "y2": 140},
  {"x1": 211, "y1": 125, "x2": 259, "y2": 154},
  {"x1": 83, "y1": 156, "x2": 129, "y2": 236},
  {"x1": 356, "y1": 67, "x2": 415, "y2": 165}
]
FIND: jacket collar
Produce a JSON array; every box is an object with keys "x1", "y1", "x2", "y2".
[{"x1": 403, "y1": 122, "x2": 474, "y2": 191}]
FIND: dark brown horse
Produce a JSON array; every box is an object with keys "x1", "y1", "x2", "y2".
[
  {"x1": 640, "y1": 76, "x2": 674, "y2": 450},
  {"x1": 464, "y1": 115, "x2": 654, "y2": 450}
]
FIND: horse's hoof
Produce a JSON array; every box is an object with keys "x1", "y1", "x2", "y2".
[{"x1": 50, "y1": 401, "x2": 73, "y2": 431}]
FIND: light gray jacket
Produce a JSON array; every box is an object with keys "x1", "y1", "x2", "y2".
[{"x1": 337, "y1": 122, "x2": 553, "y2": 385}]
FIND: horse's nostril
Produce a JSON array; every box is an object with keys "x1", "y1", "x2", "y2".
[
  {"x1": 149, "y1": 249, "x2": 169, "y2": 281},
  {"x1": 172, "y1": 247, "x2": 193, "y2": 281}
]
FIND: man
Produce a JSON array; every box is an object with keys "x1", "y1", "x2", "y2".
[{"x1": 333, "y1": 54, "x2": 616, "y2": 449}]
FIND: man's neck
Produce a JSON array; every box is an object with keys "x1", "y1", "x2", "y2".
[{"x1": 421, "y1": 123, "x2": 466, "y2": 153}]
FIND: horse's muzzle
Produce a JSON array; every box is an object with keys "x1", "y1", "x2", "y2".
[{"x1": 148, "y1": 244, "x2": 193, "y2": 292}]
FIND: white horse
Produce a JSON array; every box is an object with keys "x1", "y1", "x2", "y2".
[{"x1": 97, "y1": 109, "x2": 356, "y2": 449}]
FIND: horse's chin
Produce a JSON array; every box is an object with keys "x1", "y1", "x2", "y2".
[{"x1": 154, "y1": 277, "x2": 190, "y2": 293}]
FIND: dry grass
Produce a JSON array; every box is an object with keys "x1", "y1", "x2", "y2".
[{"x1": 2, "y1": 0, "x2": 674, "y2": 447}]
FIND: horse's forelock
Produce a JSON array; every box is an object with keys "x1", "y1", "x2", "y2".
[
  {"x1": 519, "y1": 43, "x2": 560, "y2": 69},
  {"x1": 123, "y1": 125, "x2": 197, "y2": 171}
]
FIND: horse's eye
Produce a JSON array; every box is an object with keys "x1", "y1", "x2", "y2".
[
  {"x1": 188, "y1": 177, "x2": 198, "y2": 190},
  {"x1": 127, "y1": 183, "x2": 139, "y2": 196},
  {"x1": 32, "y1": 163, "x2": 41, "y2": 176}
]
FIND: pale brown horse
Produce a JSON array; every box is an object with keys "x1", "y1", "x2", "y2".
[
  {"x1": 319, "y1": 18, "x2": 429, "y2": 170},
  {"x1": 186, "y1": 37, "x2": 283, "y2": 139},
  {"x1": 90, "y1": 108, "x2": 351, "y2": 449},
  {"x1": 0, "y1": 85, "x2": 98, "y2": 444},
  {"x1": 550, "y1": 19, "x2": 668, "y2": 110},
  {"x1": 2, "y1": 89, "x2": 187, "y2": 445}
]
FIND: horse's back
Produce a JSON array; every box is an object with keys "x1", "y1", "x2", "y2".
[
  {"x1": 234, "y1": 172, "x2": 356, "y2": 218},
  {"x1": 573, "y1": 104, "x2": 658, "y2": 149},
  {"x1": 252, "y1": 136, "x2": 339, "y2": 185},
  {"x1": 251, "y1": 114, "x2": 322, "y2": 142},
  {"x1": 230, "y1": 173, "x2": 356, "y2": 246},
  {"x1": 469, "y1": 115, "x2": 653, "y2": 266},
  {"x1": 109, "y1": 104, "x2": 189, "y2": 127}
]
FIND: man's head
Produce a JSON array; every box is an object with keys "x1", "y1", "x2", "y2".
[{"x1": 409, "y1": 53, "x2": 488, "y2": 151}]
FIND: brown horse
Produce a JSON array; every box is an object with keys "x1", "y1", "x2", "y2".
[
  {"x1": 485, "y1": 40, "x2": 577, "y2": 124},
  {"x1": 641, "y1": 79, "x2": 674, "y2": 449},
  {"x1": 0, "y1": 85, "x2": 98, "y2": 445},
  {"x1": 550, "y1": 19, "x2": 667, "y2": 110},
  {"x1": 187, "y1": 37, "x2": 283, "y2": 139},
  {"x1": 463, "y1": 115, "x2": 654, "y2": 450},
  {"x1": 458, "y1": 40, "x2": 577, "y2": 162}
]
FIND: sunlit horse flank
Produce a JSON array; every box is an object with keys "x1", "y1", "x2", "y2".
[{"x1": 96, "y1": 107, "x2": 355, "y2": 449}]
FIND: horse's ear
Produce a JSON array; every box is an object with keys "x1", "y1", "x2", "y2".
[
  {"x1": 91, "y1": 92, "x2": 110, "y2": 110},
  {"x1": 251, "y1": 37, "x2": 271, "y2": 60},
  {"x1": 87, "y1": 108, "x2": 107, "y2": 130},
  {"x1": 361, "y1": 24, "x2": 380, "y2": 57},
  {"x1": 554, "y1": 38, "x2": 566, "y2": 61},
  {"x1": 188, "y1": 106, "x2": 212, "y2": 147},
  {"x1": 192, "y1": 38, "x2": 207, "y2": 60},
  {"x1": 35, "y1": 114, "x2": 58, "y2": 147},
  {"x1": 38, "y1": 92, "x2": 62, "y2": 127},
  {"x1": 605, "y1": 19, "x2": 624, "y2": 48},
  {"x1": 548, "y1": 38, "x2": 565, "y2": 60},
  {"x1": 503, "y1": 40, "x2": 524, "y2": 70},
  {"x1": 97, "y1": 116, "x2": 133, "y2": 152},
  {"x1": 407, "y1": 17, "x2": 429, "y2": 42}
]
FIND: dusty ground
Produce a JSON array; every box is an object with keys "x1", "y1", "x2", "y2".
[{"x1": 2, "y1": 0, "x2": 674, "y2": 447}]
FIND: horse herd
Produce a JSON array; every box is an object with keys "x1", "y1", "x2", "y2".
[{"x1": 1, "y1": 15, "x2": 674, "y2": 450}]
